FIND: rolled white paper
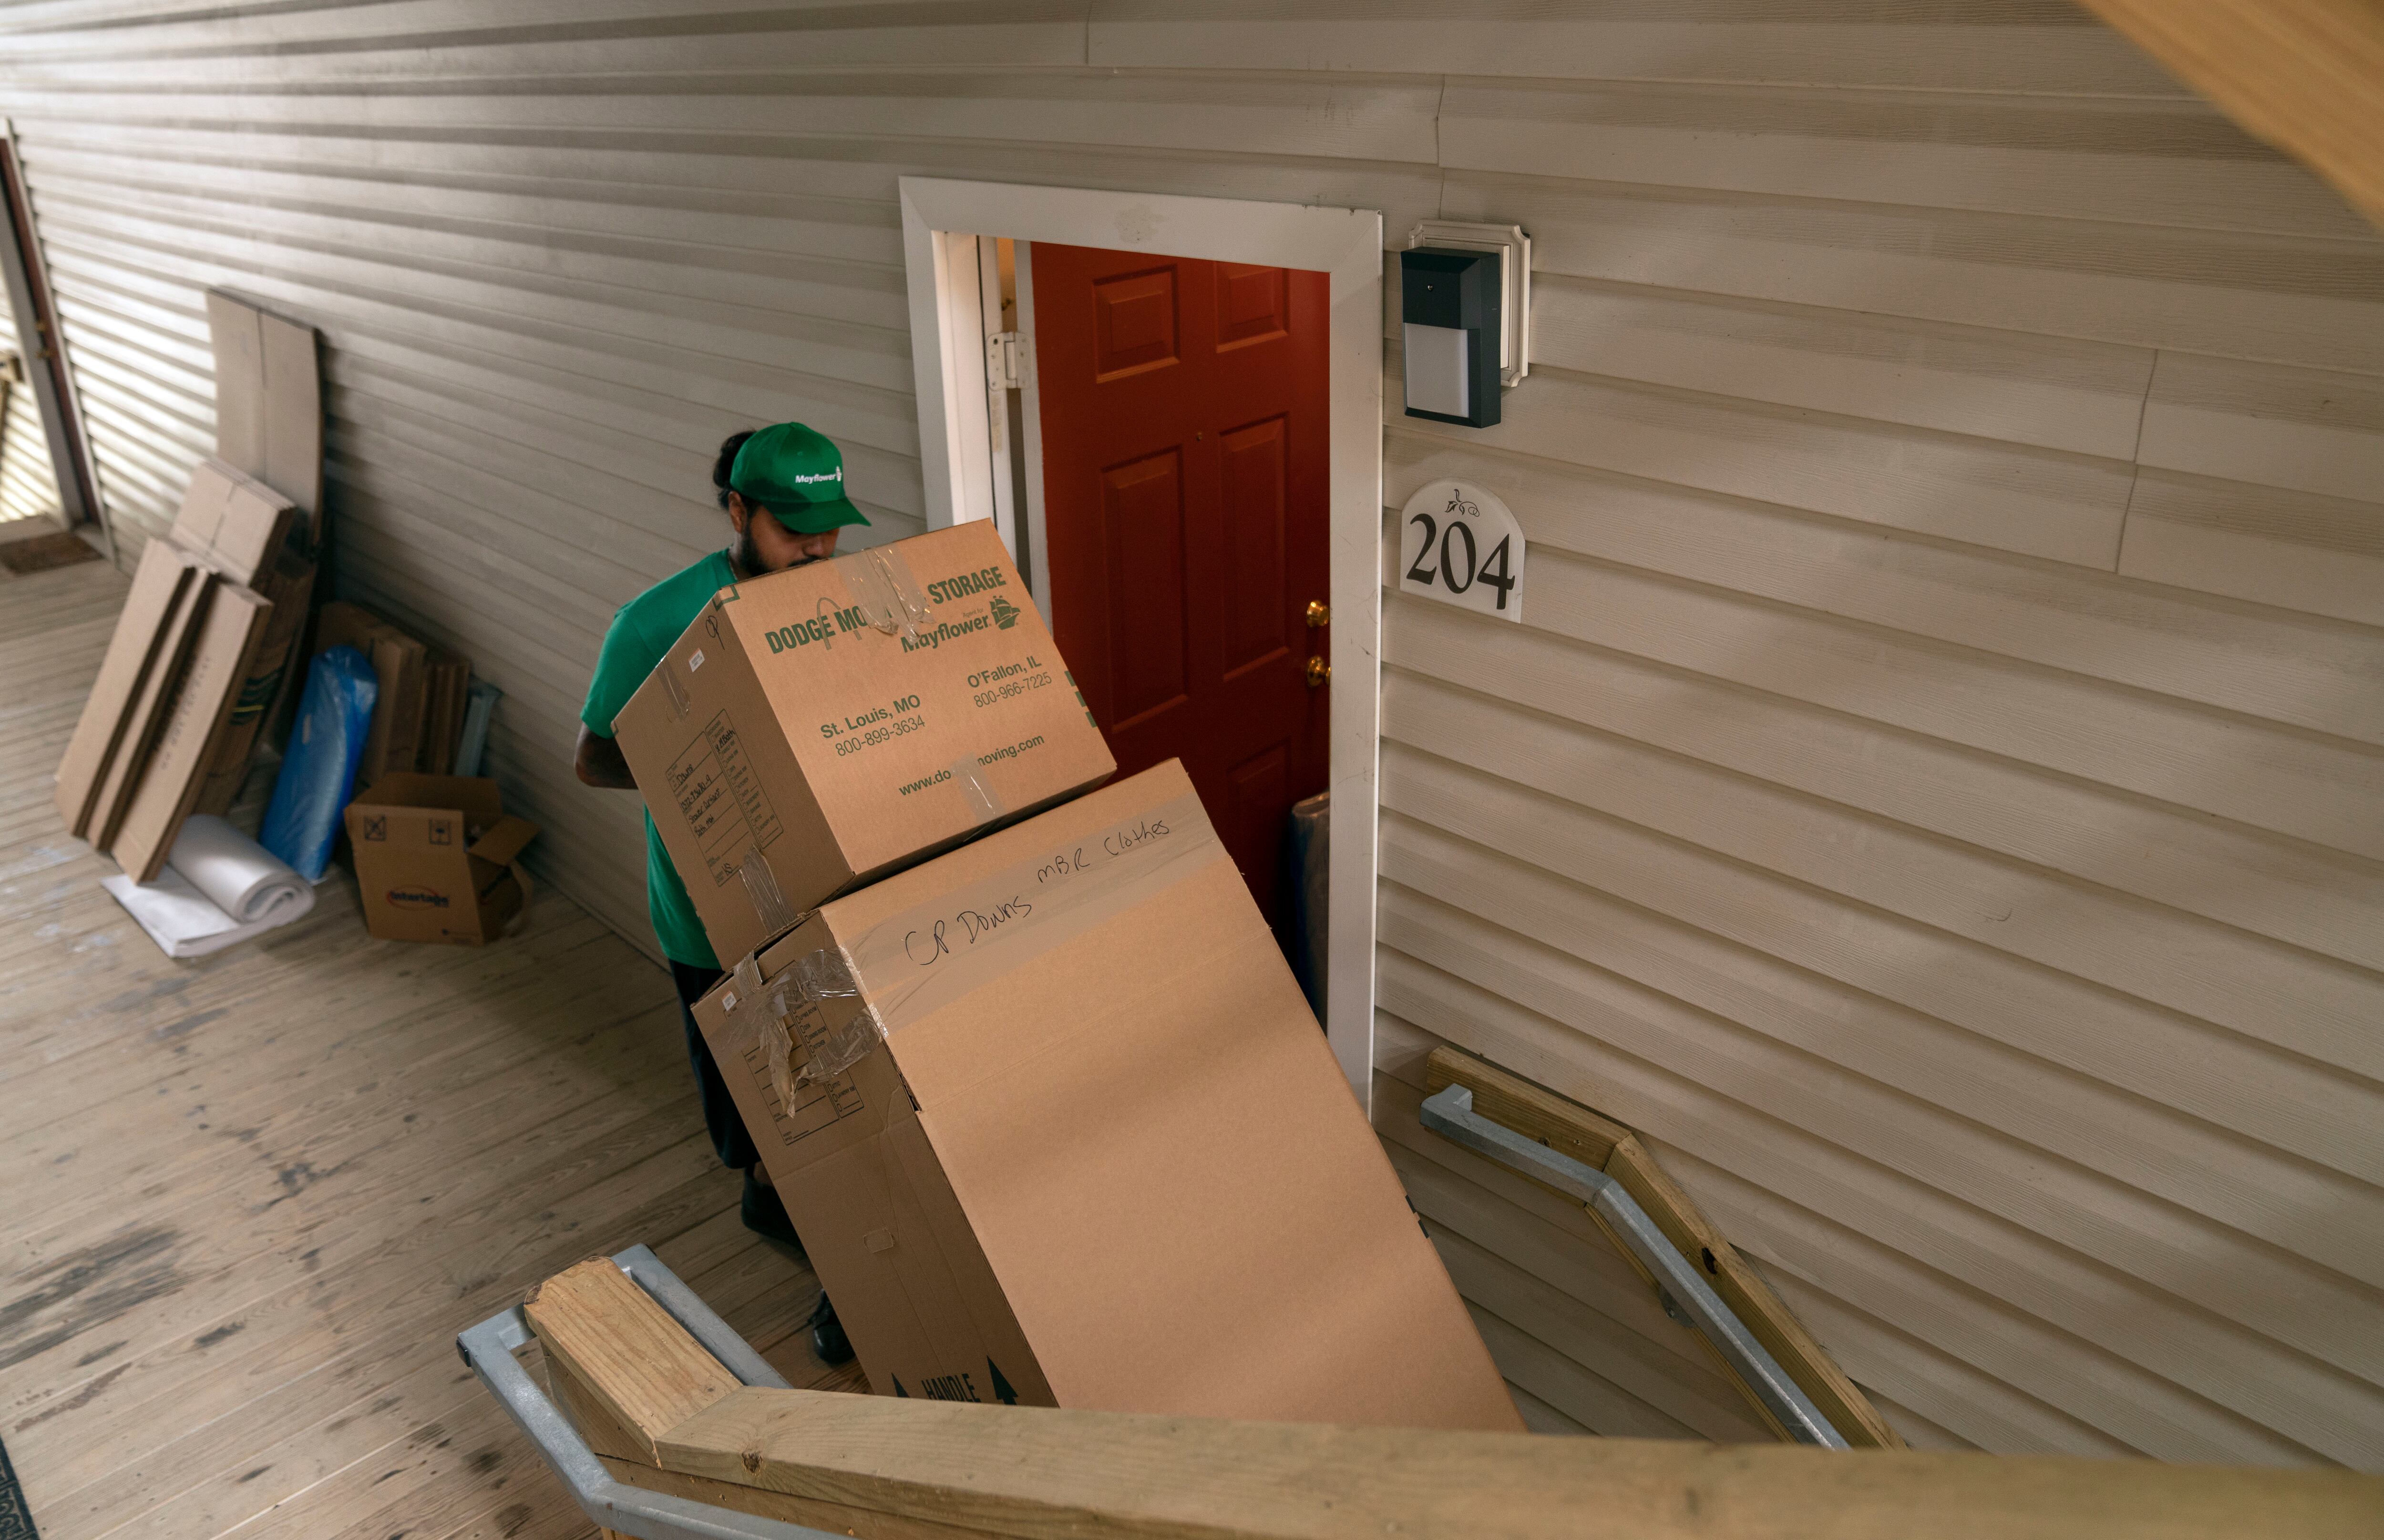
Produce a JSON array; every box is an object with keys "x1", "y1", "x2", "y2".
[{"x1": 167, "y1": 814, "x2": 312, "y2": 925}]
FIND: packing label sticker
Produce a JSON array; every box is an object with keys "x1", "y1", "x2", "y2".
[{"x1": 844, "y1": 791, "x2": 1218, "y2": 1036}]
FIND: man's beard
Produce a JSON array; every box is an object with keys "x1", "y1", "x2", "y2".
[{"x1": 733, "y1": 531, "x2": 827, "y2": 576}]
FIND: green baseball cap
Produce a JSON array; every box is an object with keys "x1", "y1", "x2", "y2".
[{"x1": 729, "y1": 422, "x2": 869, "y2": 534}]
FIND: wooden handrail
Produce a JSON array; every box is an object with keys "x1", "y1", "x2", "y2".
[
  {"x1": 1423, "y1": 1045, "x2": 1902, "y2": 1448},
  {"x1": 524, "y1": 1258, "x2": 2384, "y2": 1540},
  {"x1": 2075, "y1": 0, "x2": 2384, "y2": 231}
]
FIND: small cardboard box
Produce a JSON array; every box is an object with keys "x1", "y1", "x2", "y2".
[
  {"x1": 615, "y1": 521, "x2": 1115, "y2": 965},
  {"x1": 344, "y1": 774, "x2": 540, "y2": 945},
  {"x1": 692, "y1": 760, "x2": 1521, "y2": 1432}
]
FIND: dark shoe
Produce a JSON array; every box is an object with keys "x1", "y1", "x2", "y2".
[
  {"x1": 740, "y1": 1169, "x2": 801, "y2": 1250},
  {"x1": 807, "y1": 1290, "x2": 853, "y2": 1366}
]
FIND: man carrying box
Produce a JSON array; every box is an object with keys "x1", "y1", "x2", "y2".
[{"x1": 574, "y1": 421, "x2": 862, "y2": 1366}]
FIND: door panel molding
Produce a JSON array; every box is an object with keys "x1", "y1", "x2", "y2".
[{"x1": 900, "y1": 175, "x2": 1385, "y2": 1106}]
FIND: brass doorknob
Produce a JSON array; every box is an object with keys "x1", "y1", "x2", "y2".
[
  {"x1": 1305, "y1": 656, "x2": 1331, "y2": 688},
  {"x1": 1305, "y1": 600, "x2": 1330, "y2": 628}
]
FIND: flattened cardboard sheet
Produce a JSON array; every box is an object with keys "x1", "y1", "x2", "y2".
[
  {"x1": 88, "y1": 565, "x2": 217, "y2": 851},
  {"x1": 55, "y1": 541, "x2": 202, "y2": 837},
  {"x1": 206, "y1": 290, "x2": 322, "y2": 527},
  {"x1": 170, "y1": 458, "x2": 297, "y2": 585},
  {"x1": 111, "y1": 584, "x2": 271, "y2": 882}
]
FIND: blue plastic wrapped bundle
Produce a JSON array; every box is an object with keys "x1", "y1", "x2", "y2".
[{"x1": 260, "y1": 645, "x2": 378, "y2": 882}]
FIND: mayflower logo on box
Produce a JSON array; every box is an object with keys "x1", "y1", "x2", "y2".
[
  {"x1": 900, "y1": 615, "x2": 994, "y2": 653},
  {"x1": 988, "y1": 595, "x2": 1021, "y2": 630}
]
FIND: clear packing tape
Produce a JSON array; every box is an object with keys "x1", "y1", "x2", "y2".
[
  {"x1": 737, "y1": 850, "x2": 798, "y2": 940},
  {"x1": 833, "y1": 545, "x2": 934, "y2": 639},
  {"x1": 721, "y1": 944, "x2": 885, "y2": 1106}
]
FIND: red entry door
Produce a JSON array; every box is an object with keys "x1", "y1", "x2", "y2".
[{"x1": 1032, "y1": 242, "x2": 1331, "y2": 934}]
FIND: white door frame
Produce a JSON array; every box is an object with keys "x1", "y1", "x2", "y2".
[{"x1": 899, "y1": 175, "x2": 1384, "y2": 1107}]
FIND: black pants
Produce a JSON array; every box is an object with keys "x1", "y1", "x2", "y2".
[{"x1": 672, "y1": 960, "x2": 759, "y2": 1172}]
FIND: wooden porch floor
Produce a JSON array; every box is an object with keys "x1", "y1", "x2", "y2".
[{"x1": 0, "y1": 558, "x2": 858, "y2": 1539}]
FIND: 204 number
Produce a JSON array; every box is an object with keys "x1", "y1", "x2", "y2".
[{"x1": 1405, "y1": 513, "x2": 1517, "y2": 610}]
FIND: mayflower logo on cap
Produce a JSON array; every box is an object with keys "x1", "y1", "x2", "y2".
[{"x1": 730, "y1": 422, "x2": 871, "y2": 536}]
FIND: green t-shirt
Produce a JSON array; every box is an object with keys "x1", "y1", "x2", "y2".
[{"x1": 582, "y1": 549, "x2": 738, "y2": 970}]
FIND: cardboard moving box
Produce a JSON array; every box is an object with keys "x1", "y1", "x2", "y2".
[
  {"x1": 693, "y1": 760, "x2": 1521, "y2": 1433},
  {"x1": 617, "y1": 521, "x2": 1115, "y2": 965},
  {"x1": 343, "y1": 774, "x2": 539, "y2": 945}
]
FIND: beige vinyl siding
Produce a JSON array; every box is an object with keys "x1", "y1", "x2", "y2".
[{"x1": 1, "y1": 0, "x2": 2378, "y2": 1465}]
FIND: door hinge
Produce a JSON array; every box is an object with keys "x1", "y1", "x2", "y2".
[{"x1": 986, "y1": 330, "x2": 1025, "y2": 390}]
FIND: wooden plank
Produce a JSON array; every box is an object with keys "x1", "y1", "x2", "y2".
[
  {"x1": 1424, "y1": 1046, "x2": 1901, "y2": 1451},
  {"x1": 1447, "y1": 996, "x2": 2131, "y2": 1461},
  {"x1": 2076, "y1": 0, "x2": 2384, "y2": 232},
  {"x1": 522, "y1": 1258, "x2": 739, "y2": 1465},
  {"x1": 549, "y1": 1353, "x2": 657, "y2": 1468},
  {"x1": 596, "y1": 1456, "x2": 1004, "y2": 1540},
  {"x1": 646, "y1": 1383, "x2": 2384, "y2": 1540},
  {"x1": 1422, "y1": 1035, "x2": 1632, "y2": 1170}
]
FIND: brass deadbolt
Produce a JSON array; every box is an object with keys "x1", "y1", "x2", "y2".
[{"x1": 1305, "y1": 601, "x2": 1330, "y2": 628}]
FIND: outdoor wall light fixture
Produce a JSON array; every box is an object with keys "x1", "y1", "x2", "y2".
[{"x1": 1400, "y1": 221, "x2": 1530, "y2": 431}]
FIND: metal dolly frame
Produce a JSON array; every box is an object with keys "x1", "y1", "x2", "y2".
[{"x1": 457, "y1": 1244, "x2": 843, "y2": 1540}]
